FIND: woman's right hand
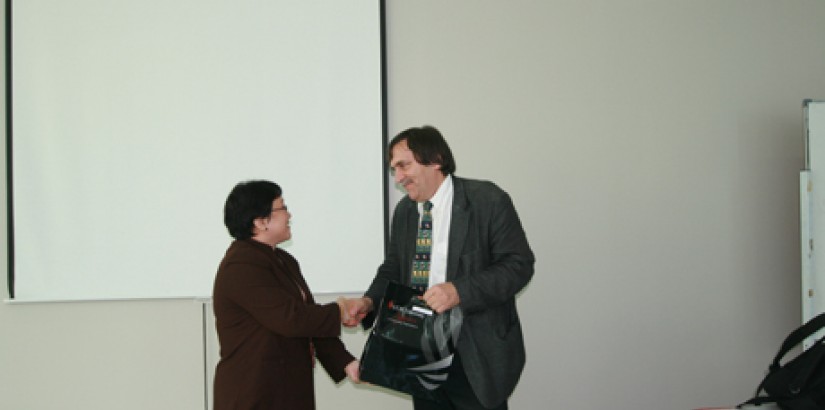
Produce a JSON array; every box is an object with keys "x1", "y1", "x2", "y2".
[{"x1": 336, "y1": 297, "x2": 352, "y2": 325}]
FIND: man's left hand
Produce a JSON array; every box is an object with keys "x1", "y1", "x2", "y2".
[{"x1": 422, "y1": 282, "x2": 460, "y2": 314}]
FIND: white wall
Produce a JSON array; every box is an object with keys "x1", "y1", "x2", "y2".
[
  {"x1": 383, "y1": 1, "x2": 825, "y2": 409},
  {"x1": 3, "y1": 1, "x2": 825, "y2": 409},
  {"x1": 0, "y1": 299, "x2": 206, "y2": 409}
]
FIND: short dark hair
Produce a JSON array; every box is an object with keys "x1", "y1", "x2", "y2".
[
  {"x1": 224, "y1": 180, "x2": 282, "y2": 240},
  {"x1": 389, "y1": 125, "x2": 456, "y2": 175}
]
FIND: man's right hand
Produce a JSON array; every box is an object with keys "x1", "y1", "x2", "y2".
[{"x1": 337, "y1": 297, "x2": 372, "y2": 327}]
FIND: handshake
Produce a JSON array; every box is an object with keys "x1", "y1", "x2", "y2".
[
  {"x1": 336, "y1": 297, "x2": 374, "y2": 327},
  {"x1": 334, "y1": 283, "x2": 461, "y2": 328}
]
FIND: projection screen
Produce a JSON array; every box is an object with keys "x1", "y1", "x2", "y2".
[{"x1": 8, "y1": 0, "x2": 384, "y2": 301}]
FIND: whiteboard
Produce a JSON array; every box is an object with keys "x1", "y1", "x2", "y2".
[
  {"x1": 9, "y1": 0, "x2": 384, "y2": 301},
  {"x1": 802, "y1": 99, "x2": 825, "y2": 346}
]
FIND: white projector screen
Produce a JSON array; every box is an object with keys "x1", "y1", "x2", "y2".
[{"x1": 9, "y1": 0, "x2": 385, "y2": 301}]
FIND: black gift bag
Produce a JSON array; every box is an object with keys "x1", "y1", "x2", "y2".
[{"x1": 359, "y1": 281, "x2": 463, "y2": 402}]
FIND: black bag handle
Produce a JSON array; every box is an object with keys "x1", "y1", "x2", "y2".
[{"x1": 771, "y1": 312, "x2": 825, "y2": 368}]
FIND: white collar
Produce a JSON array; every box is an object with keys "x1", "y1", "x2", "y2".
[{"x1": 421, "y1": 174, "x2": 453, "y2": 212}]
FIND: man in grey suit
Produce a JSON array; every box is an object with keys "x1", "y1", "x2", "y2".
[{"x1": 347, "y1": 125, "x2": 535, "y2": 410}]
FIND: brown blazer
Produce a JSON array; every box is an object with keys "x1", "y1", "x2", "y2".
[{"x1": 212, "y1": 239, "x2": 354, "y2": 410}]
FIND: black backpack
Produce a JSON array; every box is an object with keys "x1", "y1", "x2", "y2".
[{"x1": 739, "y1": 312, "x2": 825, "y2": 409}]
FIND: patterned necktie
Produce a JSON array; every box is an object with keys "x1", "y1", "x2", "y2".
[{"x1": 411, "y1": 201, "x2": 433, "y2": 292}]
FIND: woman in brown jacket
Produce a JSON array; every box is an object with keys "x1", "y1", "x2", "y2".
[{"x1": 212, "y1": 180, "x2": 359, "y2": 410}]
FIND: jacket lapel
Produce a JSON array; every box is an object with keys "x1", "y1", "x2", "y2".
[{"x1": 447, "y1": 177, "x2": 469, "y2": 280}]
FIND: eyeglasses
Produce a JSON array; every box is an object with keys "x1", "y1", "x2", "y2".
[{"x1": 271, "y1": 206, "x2": 288, "y2": 213}]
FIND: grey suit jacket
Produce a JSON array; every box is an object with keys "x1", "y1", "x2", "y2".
[{"x1": 365, "y1": 176, "x2": 535, "y2": 408}]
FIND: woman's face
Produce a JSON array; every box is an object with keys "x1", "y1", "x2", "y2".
[{"x1": 255, "y1": 196, "x2": 292, "y2": 247}]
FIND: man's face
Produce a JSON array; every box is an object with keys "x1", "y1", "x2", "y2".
[{"x1": 390, "y1": 140, "x2": 444, "y2": 203}]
